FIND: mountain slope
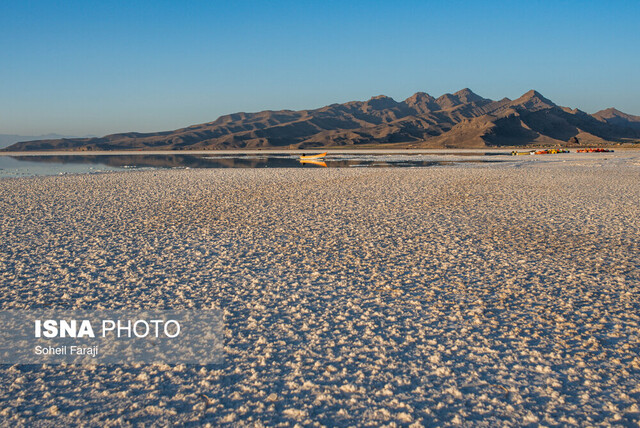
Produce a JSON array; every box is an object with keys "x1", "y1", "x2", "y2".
[
  {"x1": 5, "y1": 89, "x2": 640, "y2": 151},
  {"x1": 592, "y1": 108, "x2": 640, "y2": 130},
  {"x1": 0, "y1": 134, "x2": 81, "y2": 149}
]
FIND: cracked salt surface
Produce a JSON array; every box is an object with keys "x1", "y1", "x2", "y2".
[{"x1": 0, "y1": 153, "x2": 639, "y2": 426}]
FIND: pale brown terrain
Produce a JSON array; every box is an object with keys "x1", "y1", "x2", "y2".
[{"x1": 5, "y1": 89, "x2": 640, "y2": 151}]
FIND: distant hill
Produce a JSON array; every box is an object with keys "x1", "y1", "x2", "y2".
[
  {"x1": 5, "y1": 89, "x2": 640, "y2": 151},
  {"x1": 0, "y1": 134, "x2": 73, "y2": 149},
  {"x1": 591, "y1": 107, "x2": 640, "y2": 130}
]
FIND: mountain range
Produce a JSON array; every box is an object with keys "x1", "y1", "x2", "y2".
[{"x1": 5, "y1": 89, "x2": 640, "y2": 151}]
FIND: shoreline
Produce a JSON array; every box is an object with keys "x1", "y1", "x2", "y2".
[
  {"x1": 2, "y1": 150, "x2": 639, "y2": 181},
  {"x1": 2, "y1": 147, "x2": 639, "y2": 157}
]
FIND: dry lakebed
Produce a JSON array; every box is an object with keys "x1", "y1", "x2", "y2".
[{"x1": 0, "y1": 151, "x2": 639, "y2": 426}]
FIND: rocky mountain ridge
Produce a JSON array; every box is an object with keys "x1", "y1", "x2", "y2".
[{"x1": 5, "y1": 89, "x2": 640, "y2": 151}]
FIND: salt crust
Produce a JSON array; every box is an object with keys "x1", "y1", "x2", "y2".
[{"x1": 0, "y1": 153, "x2": 639, "y2": 425}]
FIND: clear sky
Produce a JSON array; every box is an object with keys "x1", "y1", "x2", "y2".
[{"x1": 1, "y1": 0, "x2": 639, "y2": 136}]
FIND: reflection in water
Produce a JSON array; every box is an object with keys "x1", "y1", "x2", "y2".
[
  {"x1": 299, "y1": 159, "x2": 327, "y2": 167},
  {"x1": 1, "y1": 153, "x2": 505, "y2": 178}
]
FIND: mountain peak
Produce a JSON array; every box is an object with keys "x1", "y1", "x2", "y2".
[
  {"x1": 403, "y1": 92, "x2": 437, "y2": 113},
  {"x1": 511, "y1": 90, "x2": 556, "y2": 110},
  {"x1": 364, "y1": 95, "x2": 398, "y2": 110},
  {"x1": 369, "y1": 94, "x2": 394, "y2": 101},
  {"x1": 520, "y1": 90, "x2": 552, "y2": 101},
  {"x1": 453, "y1": 88, "x2": 487, "y2": 104},
  {"x1": 404, "y1": 91, "x2": 435, "y2": 104},
  {"x1": 522, "y1": 89, "x2": 541, "y2": 97},
  {"x1": 435, "y1": 93, "x2": 462, "y2": 109},
  {"x1": 406, "y1": 91, "x2": 434, "y2": 100},
  {"x1": 454, "y1": 88, "x2": 475, "y2": 96},
  {"x1": 597, "y1": 107, "x2": 622, "y2": 115},
  {"x1": 593, "y1": 107, "x2": 640, "y2": 122}
]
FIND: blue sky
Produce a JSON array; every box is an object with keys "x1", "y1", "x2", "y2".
[{"x1": 1, "y1": 0, "x2": 639, "y2": 136}]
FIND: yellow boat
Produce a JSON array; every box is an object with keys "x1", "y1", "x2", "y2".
[{"x1": 299, "y1": 152, "x2": 327, "y2": 160}]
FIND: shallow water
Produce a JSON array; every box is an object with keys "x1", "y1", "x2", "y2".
[
  {"x1": 0, "y1": 153, "x2": 505, "y2": 178},
  {"x1": 0, "y1": 156, "x2": 128, "y2": 178}
]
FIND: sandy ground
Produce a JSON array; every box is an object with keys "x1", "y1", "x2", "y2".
[{"x1": 1, "y1": 154, "x2": 639, "y2": 426}]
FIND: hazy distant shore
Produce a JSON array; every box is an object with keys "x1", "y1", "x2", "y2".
[{"x1": 1, "y1": 159, "x2": 639, "y2": 425}]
